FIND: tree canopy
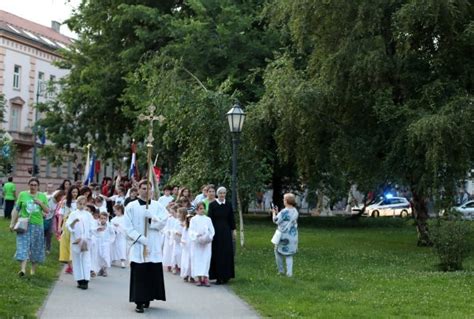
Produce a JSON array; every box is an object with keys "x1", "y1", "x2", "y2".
[{"x1": 39, "y1": 0, "x2": 474, "y2": 241}]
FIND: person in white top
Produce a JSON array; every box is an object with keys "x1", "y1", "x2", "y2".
[
  {"x1": 111, "y1": 204, "x2": 128, "y2": 268},
  {"x1": 180, "y1": 212, "x2": 193, "y2": 282},
  {"x1": 158, "y1": 185, "x2": 174, "y2": 208},
  {"x1": 123, "y1": 180, "x2": 168, "y2": 313},
  {"x1": 171, "y1": 207, "x2": 185, "y2": 274},
  {"x1": 66, "y1": 195, "x2": 95, "y2": 290},
  {"x1": 162, "y1": 204, "x2": 176, "y2": 272},
  {"x1": 95, "y1": 212, "x2": 115, "y2": 276},
  {"x1": 192, "y1": 184, "x2": 208, "y2": 207},
  {"x1": 189, "y1": 202, "x2": 215, "y2": 287}
]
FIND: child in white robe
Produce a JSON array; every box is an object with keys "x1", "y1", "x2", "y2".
[
  {"x1": 171, "y1": 208, "x2": 185, "y2": 274},
  {"x1": 162, "y1": 204, "x2": 176, "y2": 272},
  {"x1": 66, "y1": 196, "x2": 95, "y2": 290},
  {"x1": 89, "y1": 207, "x2": 100, "y2": 277},
  {"x1": 180, "y1": 213, "x2": 193, "y2": 282},
  {"x1": 111, "y1": 204, "x2": 127, "y2": 268},
  {"x1": 95, "y1": 212, "x2": 115, "y2": 276},
  {"x1": 189, "y1": 202, "x2": 215, "y2": 287}
]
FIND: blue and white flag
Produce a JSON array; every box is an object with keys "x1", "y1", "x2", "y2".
[{"x1": 129, "y1": 141, "x2": 137, "y2": 179}]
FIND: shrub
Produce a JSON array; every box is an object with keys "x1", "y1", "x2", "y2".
[{"x1": 430, "y1": 220, "x2": 472, "y2": 271}]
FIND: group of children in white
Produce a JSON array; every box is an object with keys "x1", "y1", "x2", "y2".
[{"x1": 66, "y1": 186, "x2": 215, "y2": 289}]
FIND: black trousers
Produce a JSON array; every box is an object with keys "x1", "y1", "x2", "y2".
[{"x1": 4, "y1": 200, "x2": 15, "y2": 219}]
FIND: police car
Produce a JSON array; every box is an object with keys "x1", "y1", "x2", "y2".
[{"x1": 361, "y1": 196, "x2": 412, "y2": 218}]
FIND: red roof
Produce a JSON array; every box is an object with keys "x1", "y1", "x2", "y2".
[{"x1": 0, "y1": 10, "x2": 71, "y2": 45}]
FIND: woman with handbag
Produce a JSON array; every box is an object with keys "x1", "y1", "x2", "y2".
[
  {"x1": 272, "y1": 193, "x2": 299, "y2": 277},
  {"x1": 9, "y1": 177, "x2": 49, "y2": 277}
]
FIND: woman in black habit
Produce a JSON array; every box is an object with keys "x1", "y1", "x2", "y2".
[{"x1": 208, "y1": 186, "x2": 236, "y2": 284}]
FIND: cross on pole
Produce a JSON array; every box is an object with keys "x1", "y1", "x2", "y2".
[
  {"x1": 138, "y1": 104, "x2": 165, "y2": 147},
  {"x1": 137, "y1": 104, "x2": 165, "y2": 260}
]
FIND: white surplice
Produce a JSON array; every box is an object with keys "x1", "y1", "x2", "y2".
[
  {"x1": 123, "y1": 199, "x2": 168, "y2": 263},
  {"x1": 161, "y1": 214, "x2": 175, "y2": 267},
  {"x1": 189, "y1": 214, "x2": 215, "y2": 277},
  {"x1": 94, "y1": 221, "x2": 115, "y2": 268},
  {"x1": 66, "y1": 208, "x2": 95, "y2": 281},
  {"x1": 180, "y1": 227, "x2": 192, "y2": 278},
  {"x1": 110, "y1": 215, "x2": 127, "y2": 261}
]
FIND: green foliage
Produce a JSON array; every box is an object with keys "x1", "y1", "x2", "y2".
[
  {"x1": 258, "y1": 0, "x2": 474, "y2": 200},
  {"x1": 234, "y1": 216, "x2": 474, "y2": 318},
  {"x1": 430, "y1": 219, "x2": 473, "y2": 271}
]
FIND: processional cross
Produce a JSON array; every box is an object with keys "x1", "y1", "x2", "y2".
[{"x1": 137, "y1": 104, "x2": 165, "y2": 259}]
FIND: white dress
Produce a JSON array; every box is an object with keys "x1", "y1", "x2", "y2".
[
  {"x1": 123, "y1": 199, "x2": 168, "y2": 263},
  {"x1": 171, "y1": 219, "x2": 183, "y2": 268},
  {"x1": 95, "y1": 222, "x2": 115, "y2": 268},
  {"x1": 189, "y1": 214, "x2": 215, "y2": 277},
  {"x1": 90, "y1": 219, "x2": 100, "y2": 273},
  {"x1": 161, "y1": 215, "x2": 175, "y2": 267},
  {"x1": 180, "y1": 227, "x2": 192, "y2": 278},
  {"x1": 110, "y1": 215, "x2": 127, "y2": 261},
  {"x1": 66, "y1": 208, "x2": 95, "y2": 281}
]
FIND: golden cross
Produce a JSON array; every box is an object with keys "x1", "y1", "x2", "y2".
[{"x1": 138, "y1": 104, "x2": 165, "y2": 147}]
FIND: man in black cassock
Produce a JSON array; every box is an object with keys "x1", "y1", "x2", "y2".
[{"x1": 123, "y1": 180, "x2": 168, "y2": 313}]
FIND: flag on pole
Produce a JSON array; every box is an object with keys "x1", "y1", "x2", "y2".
[
  {"x1": 84, "y1": 154, "x2": 96, "y2": 186},
  {"x1": 129, "y1": 141, "x2": 138, "y2": 180},
  {"x1": 148, "y1": 163, "x2": 161, "y2": 200},
  {"x1": 82, "y1": 145, "x2": 91, "y2": 184}
]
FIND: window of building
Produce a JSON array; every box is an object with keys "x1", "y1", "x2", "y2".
[
  {"x1": 47, "y1": 75, "x2": 56, "y2": 97},
  {"x1": 9, "y1": 104, "x2": 21, "y2": 131},
  {"x1": 13, "y1": 65, "x2": 21, "y2": 90}
]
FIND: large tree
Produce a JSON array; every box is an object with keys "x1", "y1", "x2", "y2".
[{"x1": 258, "y1": 0, "x2": 474, "y2": 245}]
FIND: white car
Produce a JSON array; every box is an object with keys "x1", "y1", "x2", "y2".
[
  {"x1": 452, "y1": 200, "x2": 474, "y2": 220},
  {"x1": 361, "y1": 197, "x2": 412, "y2": 217}
]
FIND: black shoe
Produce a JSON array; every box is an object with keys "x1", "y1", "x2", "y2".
[
  {"x1": 18, "y1": 271, "x2": 25, "y2": 277},
  {"x1": 135, "y1": 304, "x2": 144, "y2": 313},
  {"x1": 215, "y1": 280, "x2": 222, "y2": 285},
  {"x1": 144, "y1": 302, "x2": 150, "y2": 309}
]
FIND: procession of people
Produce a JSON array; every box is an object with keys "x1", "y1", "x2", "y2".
[{"x1": 6, "y1": 173, "x2": 249, "y2": 313}]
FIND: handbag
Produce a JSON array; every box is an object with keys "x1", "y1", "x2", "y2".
[
  {"x1": 271, "y1": 229, "x2": 282, "y2": 245},
  {"x1": 14, "y1": 217, "x2": 30, "y2": 234}
]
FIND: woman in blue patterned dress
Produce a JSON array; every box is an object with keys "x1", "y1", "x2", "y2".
[
  {"x1": 272, "y1": 193, "x2": 299, "y2": 277},
  {"x1": 9, "y1": 177, "x2": 49, "y2": 277}
]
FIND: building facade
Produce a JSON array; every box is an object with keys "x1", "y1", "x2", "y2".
[{"x1": 0, "y1": 10, "x2": 78, "y2": 191}]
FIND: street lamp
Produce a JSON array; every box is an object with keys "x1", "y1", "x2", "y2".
[
  {"x1": 226, "y1": 103, "x2": 246, "y2": 212},
  {"x1": 32, "y1": 80, "x2": 46, "y2": 176}
]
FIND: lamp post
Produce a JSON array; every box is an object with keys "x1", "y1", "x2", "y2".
[
  {"x1": 226, "y1": 103, "x2": 245, "y2": 213},
  {"x1": 32, "y1": 80, "x2": 46, "y2": 176}
]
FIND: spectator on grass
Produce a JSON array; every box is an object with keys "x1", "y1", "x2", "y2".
[
  {"x1": 9, "y1": 177, "x2": 49, "y2": 277},
  {"x1": 272, "y1": 193, "x2": 299, "y2": 277}
]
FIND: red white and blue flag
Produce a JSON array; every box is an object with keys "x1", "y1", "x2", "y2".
[{"x1": 129, "y1": 141, "x2": 138, "y2": 180}]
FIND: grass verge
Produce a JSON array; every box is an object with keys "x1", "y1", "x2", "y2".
[
  {"x1": 0, "y1": 218, "x2": 61, "y2": 318},
  {"x1": 232, "y1": 215, "x2": 474, "y2": 318}
]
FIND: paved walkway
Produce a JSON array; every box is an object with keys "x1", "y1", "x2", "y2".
[{"x1": 39, "y1": 264, "x2": 259, "y2": 319}]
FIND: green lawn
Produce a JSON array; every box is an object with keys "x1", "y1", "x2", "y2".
[
  {"x1": 232, "y1": 216, "x2": 474, "y2": 318},
  {"x1": 0, "y1": 219, "x2": 62, "y2": 318}
]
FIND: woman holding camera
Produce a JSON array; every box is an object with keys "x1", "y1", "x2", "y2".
[
  {"x1": 272, "y1": 193, "x2": 299, "y2": 277},
  {"x1": 9, "y1": 177, "x2": 49, "y2": 277}
]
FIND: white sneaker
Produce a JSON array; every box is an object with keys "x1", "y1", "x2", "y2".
[{"x1": 121, "y1": 261, "x2": 126, "y2": 269}]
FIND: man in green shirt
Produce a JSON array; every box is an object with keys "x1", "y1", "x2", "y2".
[{"x1": 3, "y1": 177, "x2": 16, "y2": 219}]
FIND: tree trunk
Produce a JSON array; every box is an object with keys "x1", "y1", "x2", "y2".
[{"x1": 411, "y1": 190, "x2": 432, "y2": 246}]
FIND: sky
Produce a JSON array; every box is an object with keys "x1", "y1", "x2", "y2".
[{"x1": 0, "y1": 0, "x2": 81, "y2": 38}]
